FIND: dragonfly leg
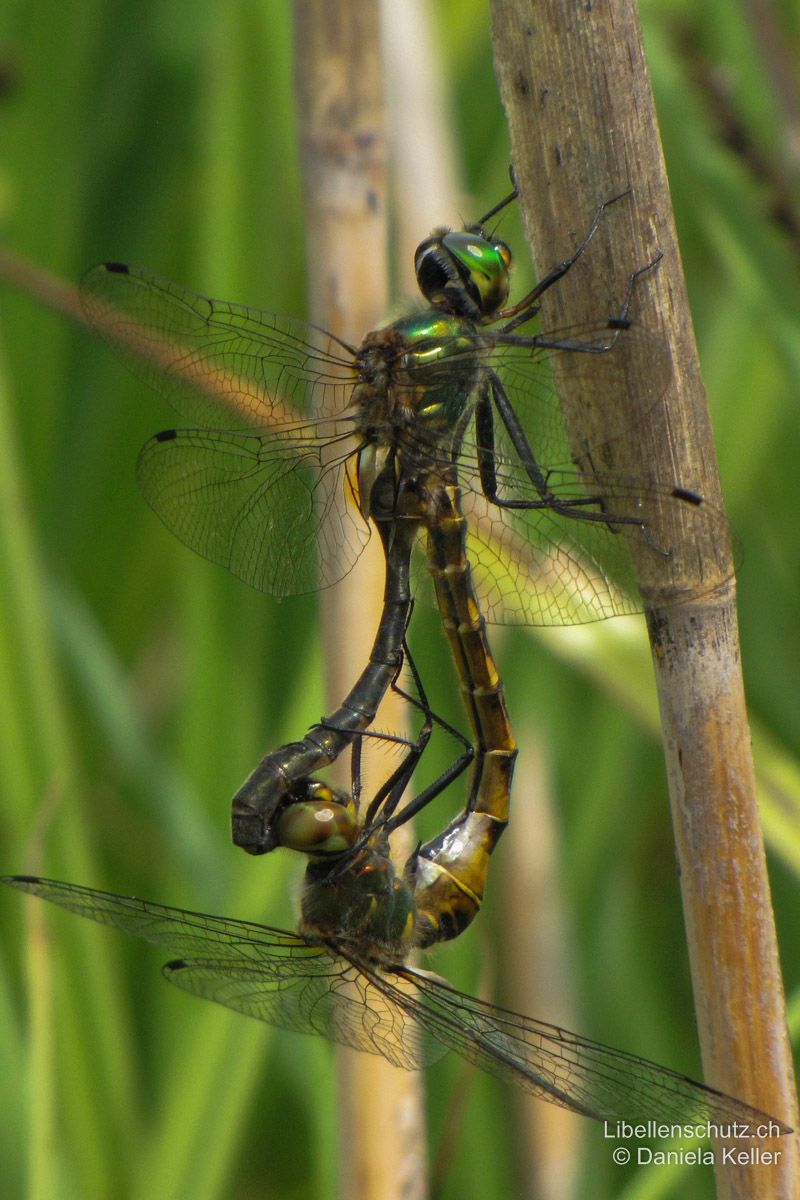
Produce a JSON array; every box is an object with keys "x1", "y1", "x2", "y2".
[
  {"x1": 363, "y1": 637, "x2": 472, "y2": 829},
  {"x1": 497, "y1": 188, "x2": 633, "y2": 332},
  {"x1": 311, "y1": 644, "x2": 474, "y2": 886},
  {"x1": 480, "y1": 371, "x2": 649, "y2": 531},
  {"x1": 329, "y1": 643, "x2": 473, "y2": 854},
  {"x1": 475, "y1": 179, "x2": 518, "y2": 227},
  {"x1": 501, "y1": 246, "x2": 664, "y2": 350}
]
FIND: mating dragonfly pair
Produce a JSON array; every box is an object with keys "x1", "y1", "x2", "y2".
[{"x1": 4, "y1": 188, "x2": 784, "y2": 1133}]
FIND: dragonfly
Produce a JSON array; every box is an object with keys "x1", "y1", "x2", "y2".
[
  {"x1": 81, "y1": 188, "x2": 725, "y2": 850},
  {"x1": 3, "y1": 860, "x2": 786, "y2": 1131},
  {"x1": 2, "y1": 651, "x2": 783, "y2": 1128},
  {"x1": 1, "y1": 624, "x2": 780, "y2": 1131}
]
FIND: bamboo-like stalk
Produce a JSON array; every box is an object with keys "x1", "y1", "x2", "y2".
[
  {"x1": 292, "y1": 4, "x2": 428, "y2": 1199},
  {"x1": 380, "y1": 0, "x2": 461, "y2": 291},
  {"x1": 498, "y1": 721, "x2": 582, "y2": 1200},
  {"x1": 489, "y1": 2, "x2": 799, "y2": 1197}
]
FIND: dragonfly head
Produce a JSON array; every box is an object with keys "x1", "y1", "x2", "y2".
[
  {"x1": 415, "y1": 227, "x2": 512, "y2": 320},
  {"x1": 274, "y1": 781, "x2": 360, "y2": 857}
]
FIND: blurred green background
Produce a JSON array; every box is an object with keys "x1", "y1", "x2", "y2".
[{"x1": 1, "y1": 2, "x2": 798, "y2": 1198}]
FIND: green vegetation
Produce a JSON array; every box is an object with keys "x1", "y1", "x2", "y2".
[{"x1": 0, "y1": 2, "x2": 797, "y2": 1197}]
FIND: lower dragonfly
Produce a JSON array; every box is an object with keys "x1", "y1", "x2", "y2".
[
  {"x1": 198, "y1": 474, "x2": 780, "y2": 1131},
  {"x1": 3, "y1": 686, "x2": 786, "y2": 1133},
  {"x1": 2, "y1": 595, "x2": 783, "y2": 1129}
]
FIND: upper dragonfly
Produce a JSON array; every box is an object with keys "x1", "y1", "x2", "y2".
[{"x1": 80, "y1": 189, "x2": 726, "y2": 630}]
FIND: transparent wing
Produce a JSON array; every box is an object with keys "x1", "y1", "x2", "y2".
[
  {"x1": 4, "y1": 877, "x2": 788, "y2": 1131},
  {"x1": 3, "y1": 876, "x2": 311, "y2": 958},
  {"x1": 81, "y1": 263, "x2": 359, "y2": 429},
  {"x1": 167, "y1": 956, "x2": 442, "y2": 1070},
  {"x1": 488, "y1": 315, "x2": 672, "y2": 465},
  {"x1": 409, "y1": 317, "x2": 730, "y2": 626},
  {"x1": 81, "y1": 264, "x2": 370, "y2": 594},
  {"x1": 136, "y1": 422, "x2": 367, "y2": 596},
  {"x1": 382, "y1": 965, "x2": 789, "y2": 1132},
  {"x1": 2, "y1": 877, "x2": 443, "y2": 1070},
  {"x1": 455, "y1": 465, "x2": 731, "y2": 626}
]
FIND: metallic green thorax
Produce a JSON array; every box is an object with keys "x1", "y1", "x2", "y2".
[
  {"x1": 353, "y1": 217, "x2": 513, "y2": 489},
  {"x1": 355, "y1": 310, "x2": 481, "y2": 471}
]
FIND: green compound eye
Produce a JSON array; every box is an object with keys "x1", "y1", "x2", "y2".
[
  {"x1": 414, "y1": 229, "x2": 512, "y2": 319},
  {"x1": 446, "y1": 231, "x2": 511, "y2": 275}
]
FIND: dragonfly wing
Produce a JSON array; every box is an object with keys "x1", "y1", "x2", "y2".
[
  {"x1": 136, "y1": 422, "x2": 369, "y2": 596},
  {"x1": 166, "y1": 955, "x2": 446, "y2": 1071},
  {"x1": 2, "y1": 877, "x2": 444, "y2": 1071},
  {"x1": 81, "y1": 263, "x2": 358, "y2": 430},
  {"x1": 386, "y1": 966, "x2": 785, "y2": 1131},
  {"x1": 440, "y1": 306, "x2": 715, "y2": 626},
  {"x1": 4, "y1": 878, "x2": 785, "y2": 1129},
  {"x1": 409, "y1": 443, "x2": 728, "y2": 627},
  {"x1": 2, "y1": 876, "x2": 311, "y2": 958},
  {"x1": 455, "y1": 413, "x2": 731, "y2": 626},
  {"x1": 82, "y1": 264, "x2": 371, "y2": 595},
  {"x1": 489, "y1": 317, "x2": 672, "y2": 466},
  {"x1": 459, "y1": 473, "x2": 729, "y2": 627},
  {"x1": 458, "y1": 483, "x2": 638, "y2": 626}
]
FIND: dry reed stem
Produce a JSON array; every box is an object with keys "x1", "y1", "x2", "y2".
[
  {"x1": 489, "y1": 2, "x2": 799, "y2": 1196},
  {"x1": 293, "y1": 4, "x2": 428, "y2": 1198},
  {"x1": 498, "y1": 722, "x2": 583, "y2": 1200}
]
